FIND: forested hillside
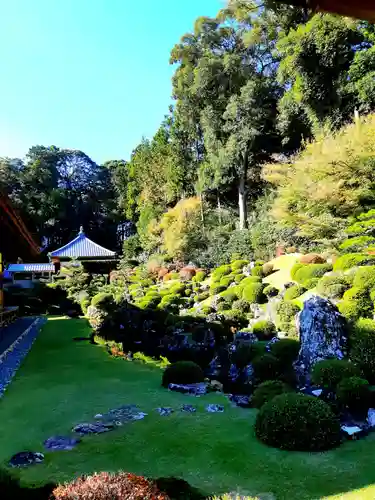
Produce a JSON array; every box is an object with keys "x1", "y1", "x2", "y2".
[{"x1": 2, "y1": 0, "x2": 375, "y2": 264}]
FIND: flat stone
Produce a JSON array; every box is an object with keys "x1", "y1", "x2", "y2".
[
  {"x1": 44, "y1": 436, "x2": 80, "y2": 451},
  {"x1": 206, "y1": 404, "x2": 224, "y2": 413},
  {"x1": 156, "y1": 407, "x2": 174, "y2": 416},
  {"x1": 9, "y1": 451, "x2": 44, "y2": 468},
  {"x1": 72, "y1": 422, "x2": 114, "y2": 435},
  {"x1": 96, "y1": 405, "x2": 147, "y2": 425},
  {"x1": 368, "y1": 408, "x2": 375, "y2": 427},
  {"x1": 168, "y1": 382, "x2": 207, "y2": 396},
  {"x1": 228, "y1": 394, "x2": 251, "y2": 408},
  {"x1": 181, "y1": 404, "x2": 196, "y2": 413}
]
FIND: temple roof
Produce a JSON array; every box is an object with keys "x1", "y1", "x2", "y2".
[{"x1": 49, "y1": 228, "x2": 116, "y2": 259}]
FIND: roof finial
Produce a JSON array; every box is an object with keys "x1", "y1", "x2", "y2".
[{"x1": 79, "y1": 226, "x2": 84, "y2": 234}]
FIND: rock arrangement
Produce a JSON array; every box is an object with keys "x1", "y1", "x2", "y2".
[
  {"x1": 295, "y1": 296, "x2": 348, "y2": 383},
  {"x1": 0, "y1": 317, "x2": 45, "y2": 398}
]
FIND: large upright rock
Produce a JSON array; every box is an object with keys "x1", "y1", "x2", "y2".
[{"x1": 296, "y1": 296, "x2": 348, "y2": 382}]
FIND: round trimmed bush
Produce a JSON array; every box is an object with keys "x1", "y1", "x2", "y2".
[
  {"x1": 192, "y1": 270, "x2": 206, "y2": 283},
  {"x1": 284, "y1": 284, "x2": 306, "y2": 301},
  {"x1": 339, "y1": 287, "x2": 373, "y2": 320},
  {"x1": 252, "y1": 354, "x2": 281, "y2": 383},
  {"x1": 211, "y1": 265, "x2": 231, "y2": 281},
  {"x1": 270, "y1": 339, "x2": 300, "y2": 365},
  {"x1": 333, "y1": 253, "x2": 375, "y2": 272},
  {"x1": 339, "y1": 236, "x2": 375, "y2": 253},
  {"x1": 316, "y1": 274, "x2": 351, "y2": 299},
  {"x1": 336, "y1": 376, "x2": 370, "y2": 415},
  {"x1": 276, "y1": 301, "x2": 300, "y2": 334},
  {"x1": 291, "y1": 262, "x2": 304, "y2": 280},
  {"x1": 255, "y1": 393, "x2": 341, "y2": 451},
  {"x1": 197, "y1": 291, "x2": 209, "y2": 302},
  {"x1": 91, "y1": 292, "x2": 113, "y2": 309},
  {"x1": 252, "y1": 380, "x2": 292, "y2": 409},
  {"x1": 234, "y1": 274, "x2": 245, "y2": 284},
  {"x1": 252, "y1": 320, "x2": 276, "y2": 340},
  {"x1": 232, "y1": 298, "x2": 251, "y2": 313},
  {"x1": 162, "y1": 361, "x2": 204, "y2": 387},
  {"x1": 353, "y1": 266, "x2": 375, "y2": 291},
  {"x1": 338, "y1": 300, "x2": 367, "y2": 322},
  {"x1": 300, "y1": 253, "x2": 325, "y2": 264},
  {"x1": 311, "y1": 359, "x2": 361, "y2": 390},
  {"x1": 294, "y1": 264, "x2": 333, "y2": 285},
  {"x1": 264, "y1": 285, "x2": 278, "y2": 297},
  {"x1": 251, "y1": 266, "x2": 264, "y2": 278},
  {"x1": 351, "y1": 318, "x2": 375, "y2": 383},
  {"x1": 220, "y1": 276, "x2": 235, "y2": 288},
  {"x1": 210, "y1": 284, "x2": 226, "y2": 296},
  {"x1": 231, "y1": 259, "x2": 249, "y2": 271},
  {"x1": 303, "y1": 278, "x2": 319, "y2": 290},
  {"x1": 262, "y1": 262, "x2": 274, "y2": 277},
  {"x1": 242, "y1": 284, "x2": 265, "y2": 304}
]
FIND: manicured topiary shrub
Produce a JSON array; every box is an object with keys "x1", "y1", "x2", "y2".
[
  {"x1": 252, "y1": 354, "x2": 281, "y2": 383},
  {"x1": 219, "y1": 289, "x2": 237, "y2": 304},
  {"x1": 91, "y1": 292, "x2": 113, "y2": 309},
  {"x1": 291, "y1": 262, "x2": 304, "y2": 280},
  {"x1": 211, "y1": 265, "x2": 231, "y2": 282},
  {"x1": 316, "y1": 274, "x2": 351, "y2": 299},
  {"x1": 222, "y1": 309, "x2": 248, "y2": 328},
  {"x1": 252, "y1": 380, "x2": 292, "y2": 409},
  {"x1": 220, "y1": 276, "x2": 235, "y2": 288},
  {"x1": 210, "y1": 284, "x2": 226, "y2": 296},
  {"x1": 294, "y1": 264, "x2": 332, "y2": 285},
  {"x1": 284, "y1": 284, "x2": 306, "y2": 301},
  {"x1": 234, "y1": 274, "x2": 245, "y2": 284},
  {"x1": 336, "y1": 376, "x2": 370, "y2": 415},
  {"x1": 162, "y1": 361, "x2": 204, "y2": 387},
  {"x1": 197, "y1": 291, "x2": 210, "y2": 302},
  {"x1": 158, "y1": 294, "x2": 181, "y2": 311},
  {"x1": 311, "y1": 359, "x2": 361, "y2": 390},
  {"x1": 251, "y1": 266, "x2": 264, "y2": 278},
  {"x1": 276, "y1": 301, "x2": 300, "y2": 334},
  {"x1": 263, "y1": 285, "x2": 279, "y2": 297},
  {"x1": 303, "y1": 278, "x2": 319, "y2": 290},
  {"x1": 339, "y1": 236, "x2": 375, "y2": 253},
  {"x1": 192, "y1": 270, "x2": 206, "y2": 283},
  {"x1": 252, "y1": 320, "x2": 276, "y2": 340},
  {"x1": 169, "y1": 283, "x2": 186, "y2": 294},
  {"x1": 262, "y1": 262, "x2": 274, "y2": 277},
  {"x1": 350, "y1": 318, "x2": 375, "y2": 383},
  {"x1": 242, "y1": 284, "x2": 265, "y2": 304},
  {"x1": 346, "y1": 218, "x2": 375, "y2": 236},
  {"x1": 53, "y1": 472, "x2": 168, "y2": 500},
  {"x1": 353, "y1": 266, "x2": 375, "y2": 291},
  {"x1": 232, "y1": 298, "x2": 251, "y2": 313},
  {"x1": 255, "y1": 393, "x2": 341, "y2": 451},
  {"x1": 300, "y1": 253, "x2": 325, "y2": 264},
  {"x1": 270, "y1": 339, "x2": 300, "y2": 365},
  {"x1": 231, "y1": 259, "x2": 249, "y2": 271},
  {"x1": 338, "y1": 287, "x2": 372, "y2": 321},
  {"x1": 238, "y1": 276, "x2": 262, "y2": 289},
  {"x1": 333, "y1": 253, "x2": 375, "y2": 272}
]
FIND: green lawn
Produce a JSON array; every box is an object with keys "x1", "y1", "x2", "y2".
[{"x1": 1, "y1": 318, "x2": 375, "y2": 499}]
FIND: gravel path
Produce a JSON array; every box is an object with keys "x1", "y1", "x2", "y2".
[{"x1": 0, "y1": 317, "x2": 46, "y2": 398}]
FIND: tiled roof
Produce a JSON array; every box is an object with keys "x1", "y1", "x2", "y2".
[
  {"x1": 49, "y1": 229, "x2": 116, "y2": 259},
  {"x1": 7, "y1": 263, "x2": 55, "y2": 272}
]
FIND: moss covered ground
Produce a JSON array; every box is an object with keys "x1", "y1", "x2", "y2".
[{"x1": 1, "y1": 318, "x2": 375, "y2": 499}]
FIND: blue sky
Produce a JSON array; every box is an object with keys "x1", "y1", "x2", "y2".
[{"x1": 0, "y1": 0, "x2": 221, "y2": 164}]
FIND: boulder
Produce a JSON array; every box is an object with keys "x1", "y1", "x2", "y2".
[
  {"x1": 9, "y1": 451, "x2": 44, "y2": 468},
  {"x1": 295, "y1": 296, "x2": 348, "y2": 383}
]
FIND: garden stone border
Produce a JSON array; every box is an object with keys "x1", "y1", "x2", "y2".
[{"x1": 0, "y1": 317, "x2": 46, "y2": 399}]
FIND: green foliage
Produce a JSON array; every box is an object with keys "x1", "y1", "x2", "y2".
[
  {"x1": 311, "y1": 359, "x2": 361, "y2": 390},
  {"x1": 220, "y1": 276, "x2": 235, "y2": 288},
  {"x1": 158, "y1": 294, "x2": 181, "y2": 311},
  {"x1": 231, "y1": 259, "x2": 249, "y2": 271},
  {"x1": 294, "y1": 264, "x2": 332, "y2": 285},
  {"x1": 80, "y1": 298, "x2": 90, "y2": 316},
  {"x1": 303, "y1": 278, "x2": 319, "y2": 290},
  {"x1": 252, "y1": 380, "x2": 292, "y2": 409},
  {"x1": 336, "y1": 377, "x2": 370, "y2": 414},
  {"x1": 242, "y1": 284, "x2": 265, "y2": 304},
  {"x1": 197, "y1": 291, "x2": 209, "y2": 302},
  {"x1": 232, "y1": 299, "x2": 251, "y2": 313},
  {"x1": 221, "y1": 309, "x2": 248, "y2": 329},
  {"x1": 276, "y1": 301, "x2": 300, "y2": 335},
  {"x1": 270, "y1": 339, "x2": 300, "y2": 365},
  {"x1": 284, "y1": 284, "x2": 306, "y2": 301},
  {"x1": 252, "y1": 320, "x2": 276, "y2": 341},
  {"x1": 291, "y1": 262, "x2": 304, "y2": 281},
  {"x1": 350, "y1": 318, "x2": 375, "y2": 383},
  {"x1": 251, "y1": 266, "x2": 264, "y2": 278},
  {"x1": 264, "y1": 285, "x2": 279, "y2": 297},
  {"x1": 333, "y1": 253, "x2": 375, "y2": 272},
  {"x1": 122, "y1": 234, "x2": 141, "y2": 261},
  {"x1": 353, "y1": 266, "x2": 375, "y2": 291},
  {"x1": 338, "y1": 287, "x2": 372, "y2": 321},
  {"x1": 316, "y1": 274, "x2": 351, "y2": 299},
  {"x1": 252, "y1": 354, "x2": 281, "y2": 383},
  {"x1": 212, "y1": 265, "x2": 232, "y2": 281},
  {"x1": 210, "y1": 284, "x2": 226, "y2": 296},
  {"x1": 192, "y1": 271, "x2": 206, "y2": 283},
  {"x1": 255, "y1": 393, "x2": 341, "y2": 451},
  {"x1": 161, "y1": 361, "x2": 204, "y2": 387},
  {"x1": 91, "y1": 292, "x2": 113, "y2": 309},
  {"x1": 339, "y1": 236, "x2": 375, "y2": 253}
]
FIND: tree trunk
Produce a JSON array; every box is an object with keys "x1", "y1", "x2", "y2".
[
  {"x1": 217, "y1": 191, "x2": 222, "y2": 224},
  {"x1": 238, "y1": 146, "x2": 249, "y2": 230}
]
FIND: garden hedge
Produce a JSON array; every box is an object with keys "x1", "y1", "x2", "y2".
[
  {"x1": 284, "y1": 284, "x2": 306, "y2": 301},
  {"x1": 311, "y1": 359, "x2": 361, "y2": 389},
  {"x1": 162, "y1": 361, "x2": 204, "y2": 387},
  {"x1": 336, "y1": 376, "x2": 370, "y2": 415},
  {"x1": 255, "y1": 393, "x2": 341, "y2": 451},
  {"x1": 252, "y1": 320, "x2": 276, "y2": 340},
  {"x1": 242, "y1": 284, "x2": 265, "y2": 304},
  {"x1": 252, "y1": 380, "x2": 292, "y2": 409}
]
